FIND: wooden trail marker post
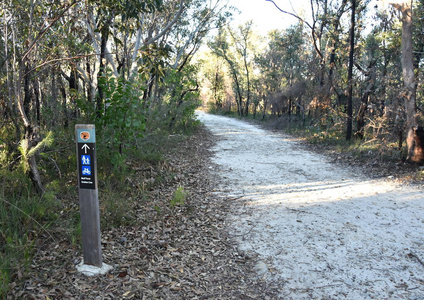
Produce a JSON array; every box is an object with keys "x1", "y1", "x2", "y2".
[{"x1": 75, "y1": 124, "x2": 112, "y2": 275}]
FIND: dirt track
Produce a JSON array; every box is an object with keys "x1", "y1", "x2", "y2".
[{"x1": 197, "y1": 111, "x2": 424, "y2": 299}]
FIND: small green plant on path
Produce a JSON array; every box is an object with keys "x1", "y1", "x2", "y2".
[{"x1": 170, "y1": 186, "x2": 187, "y2": 207}]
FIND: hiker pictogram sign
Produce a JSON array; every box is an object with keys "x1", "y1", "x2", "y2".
[
  {"x1": 76, "y1": 126, "x2": 96, "y2": 190},
  {"x1": 75, "y1": 124, "x2": 104, "y2": 269}
]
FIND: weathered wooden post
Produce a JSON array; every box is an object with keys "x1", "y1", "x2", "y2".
[{"x1": 75, "y1": 124, "x2": 112, "y2": 275}]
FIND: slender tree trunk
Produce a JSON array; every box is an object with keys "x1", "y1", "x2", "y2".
[
  {"x1": 16, "y1": 64, "x2": 44, "y2": 194},
  {"x1": 85, "y1": 55, "x2": 93, "y2": 119},
  {"x1": 23, "y1": 63, "x2": 32, "y2": 119},
  {"x1": 228, "y1": 65, "x2": 243, "y2": 116},
  {"x1": 244, "y1": 56, "x2": 250, "y2": 116},
  {"x1": 34, "y1": 78, "x2": 41, "y2": 123},
  {"x1": 86, "y1": 57, "x2": 92, "y2": 98},
  {"x1": 51, "y1": 66, "x2": 58, "y2": 127},
  {"x1": 96, "y1": 25, "x2": 110, "y2": 118},
  {"x1": 60, "y1": 81, "x2": 68, "y2": 128},
  {"x1": 142, "y1": 75, "x2": 155, "y2": 111},
  {"x1": 391, "y1": 2, "x2": 420, "y2": 162},
  {"x1": 262, "y1": 95, "x2": 267, "y2": 121},
  {"x1": 355, "y1": 83, "x2": 372, "y2": 138},
  {"x1": 355, "y1": 62, "x2": 376, "y2": 138},
  {"x1": 346, "y1": 0, "x2": 356, "y2": 141},
  {"x1": 390, "y1": 1, "x2": 418, "y2": 162}
]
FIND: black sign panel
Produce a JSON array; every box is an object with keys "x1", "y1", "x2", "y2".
[{"x1": 77, "y1": 142, "x2": 96, "y2": 189}]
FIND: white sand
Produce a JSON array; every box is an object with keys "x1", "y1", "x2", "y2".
[{"x1": 197, "y1": 111, "x2": 424, "y2": 299}]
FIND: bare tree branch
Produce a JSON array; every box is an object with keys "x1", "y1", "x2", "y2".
[
  {"x1": 22, "y1": 0, "x2": 81, "y2": 61},
  {"x1": 265, "y1": 0, "x2": 313, "y2": 30},
  {"x1": 144, "y1": 0, "x2": 185, "y2": 46}
]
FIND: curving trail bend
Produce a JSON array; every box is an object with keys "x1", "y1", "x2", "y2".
[{"x1": 197, "y1": 111, "x2": 424, "y2": 299}]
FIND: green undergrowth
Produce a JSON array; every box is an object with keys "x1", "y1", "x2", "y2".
[
  {"x1": 0, "y1": 171, "x2": 60, "y2": 297},
  {"x1": 170, "y1": 185, "x2": 187, "y2": 207},
  {"x1": 284, "y1": 121, "x2": 406, "y2": 164},
  {"x1": 214, "y1": 109, "x2": 408, "y2": 166}
]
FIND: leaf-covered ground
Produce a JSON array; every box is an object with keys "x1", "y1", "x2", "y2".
[{"x1": 9, "y1": 125, "x2": 283, "y2": 299}]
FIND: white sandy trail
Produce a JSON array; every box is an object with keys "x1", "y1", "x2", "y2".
[{"x1": 197, "y1": 111, "x2": 424, "y2": 299}]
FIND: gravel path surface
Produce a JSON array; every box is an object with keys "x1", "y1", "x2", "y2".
[{"x1": 197, "y1": 111, "x2": 424, "y2": 299}]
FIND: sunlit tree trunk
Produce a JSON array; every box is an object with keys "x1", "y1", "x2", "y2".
[
  {"x1": 16, "y1": 64, "x2": 45, "y2": 194},
  {"x1": 391, "y1": 1, "x2": 418, "y2": 160},
  {"x1": 398, "y1": 3, "x2": 417, "y2": 129}
]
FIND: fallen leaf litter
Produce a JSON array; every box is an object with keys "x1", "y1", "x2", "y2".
[{"x1": 10, "y1": 125, "x2": 282, "y2": 299}]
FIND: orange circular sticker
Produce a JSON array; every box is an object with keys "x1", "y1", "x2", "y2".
[{"x1": 80, "y1": 131, "x2": 90, "y2": 141}]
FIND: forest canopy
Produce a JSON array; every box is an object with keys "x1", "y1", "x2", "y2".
[{"x1": 199, "y1": 0, "x2": 424, "y2": 155}]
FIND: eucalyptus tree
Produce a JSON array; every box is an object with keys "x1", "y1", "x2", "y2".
[
  {"x1": 171, "y1": 0, "x2": 229, "y2": 71},
  {"x1": 254, "y1": 31, "x2": 285, "y2": 118},
  {"x1": 201, "y1": 54, "x2": 228, "y2": 109},
  {"x1": 345, "y1": 0, "x2": 357, "y2": 141},
  {"x1": 413, "y1": 0, "x2": 424, "y2": 112},
  {"x1": 256, "y1": 30, "x2": 286, "y2": 92},
  {"x1": 254, "y1": 24, "x2": 308, "y2": 120},
  {"x1": 74, "y1": 0, "x2": 230, "y2": 152},
  {"x1": 390, "y1": 0, "x2": 417, "y2": 132},
  {"x1": 208, "y1": 27, "x2": 244, "y2": 115},
  {"x1": 384, "y1": 0, "x2": 424, "y2": 159},
  {"x1": 208, "y1": 21, "x2": 256, "y2": 116},
  {"x1": 0, "y1": 0, "x2": 230, "y2": 192},
  {"x1": 150, "y1": 0, "x2": 231, "y2": 129},
  {"x1": 227, "y1": 21, "x2": 254, "y2": 116},
  {"x1": 1, "y1": 0, "x2": 82, "y2": 193},
  {"x1": 84, "y1": 0, "x2": 166, "y2": 115},
  {"x1": 347, "y1": 6, "x2": 402, "y2": 142}
]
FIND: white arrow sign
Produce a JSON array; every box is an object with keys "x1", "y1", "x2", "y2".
[{"x1": 81, "y1": 144, "x2": 90, "y2": 154}]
